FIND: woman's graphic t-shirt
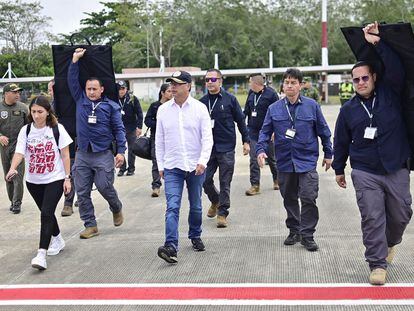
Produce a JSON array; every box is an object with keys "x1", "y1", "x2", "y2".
[{"x1": 15, "y1": 123, "x2": 72, "y2": 184}]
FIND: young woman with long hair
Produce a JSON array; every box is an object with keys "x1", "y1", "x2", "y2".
[{"x1": 6, "y1": 95, "x2": 73, "y2": 270}]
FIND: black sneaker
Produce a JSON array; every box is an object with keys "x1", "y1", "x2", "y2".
[
  {"x1": 191, "y1": 238, "x2": 205, "y2": 252},
  {"x1": 157, "y1": 245, "x2": 178, "y2": 263},
  {"x1": 11, "y1": 202, "x2": 21, "y2": 214},
  {"x1": 301, "y1": 237, "x2": 319, "y2": 252},
  {"x1": 126, "y1": 171, "x2": 135, "y2": 176},
  {"x1": 117, "y1": 170, "x2": 125, "y2": 177},
  {"x1": 284, "y1": 233, "x2": 301, "y2": 245}
]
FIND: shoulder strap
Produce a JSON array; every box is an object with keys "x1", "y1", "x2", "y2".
[
  {"x1": 26, "y1": 123, "x2": 31, "y2": 137},
  {"x1": 52, "y1": 125, "x2": 60, "y2": 147}
]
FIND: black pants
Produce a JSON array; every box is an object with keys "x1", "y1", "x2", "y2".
[
  {"x1": 26, "y1": 180, "x2": 64, "y2": 249},
  {"x1": 150, "y1": 136, "x2": 162, "y2": 189},
  {"x1": 278, "y1": 171, "x2": 319, "y2": 238},
  {"x1": 203, "y1": 150, "x2": 235, "y2": 217},
  {"x1": 120, "y1": 130, "x2": 137, "y2": 173}
]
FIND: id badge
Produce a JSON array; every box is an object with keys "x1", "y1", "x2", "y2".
[
  {"x1": 364, "y1": 127, "x2": 377, "y2": 139},
  {"x1": 285, "y1": 128, "x2": 296, "y2": 139},
  {"x1": 121, "y1": 110, "x2": 125, "y2": 115},
  {"x1": 88, "y1": 115, "x2": 97, "y2": 124},
  {"x1": 211, "y1": 119, "x2": 215, "y2": 128},
  {"x1": 252, "y1": 111, "x2": 257, "y2": 117}
]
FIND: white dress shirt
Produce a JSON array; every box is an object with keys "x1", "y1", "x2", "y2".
[{"x1": 155, "y1": 95, "x2": 213, "y2": 172}]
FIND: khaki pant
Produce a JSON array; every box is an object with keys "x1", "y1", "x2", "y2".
[{"x1": 1, "y1": 145, "x2": 24, "y2": 205}]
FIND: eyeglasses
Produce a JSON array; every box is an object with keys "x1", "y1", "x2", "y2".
[
  {"x1": 352, "y1": 75, "x2": 370, "y2": 84},
  {"x1": 205, "y1": 77, "x2": 220, "y2": 83}
]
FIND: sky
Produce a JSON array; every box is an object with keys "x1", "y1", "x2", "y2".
[{"x1": 32, "y1": 0, "x2": 113, "y2": 36}]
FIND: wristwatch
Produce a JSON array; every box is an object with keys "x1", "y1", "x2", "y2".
[{"x1": 65, "y1": 174, "x2": 72, "y2": 180}]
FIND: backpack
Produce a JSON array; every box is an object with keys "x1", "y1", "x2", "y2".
[{"x1": 26, "y1": 123, "x2": 60, "y2": 150}]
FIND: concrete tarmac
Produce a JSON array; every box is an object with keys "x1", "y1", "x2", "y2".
[{"x1": 0, "y1": 105, "x2": 413, "y2": 310}]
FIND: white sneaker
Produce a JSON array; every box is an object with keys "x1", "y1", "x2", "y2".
[
  {"x1": 47, "y1": 234, "x2": 65, "y2": 256},
  {"x1": 31, "y1": 249, "x2": 47, "y2": 270}
]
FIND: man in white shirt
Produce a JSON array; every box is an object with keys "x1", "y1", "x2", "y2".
[{"x1": 156, "y1": 71, "x2": 213, "y2": 264}]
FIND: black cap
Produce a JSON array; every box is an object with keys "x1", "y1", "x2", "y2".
[
  {"x1": 166, "y1": 71, "x2": 192, "y2": 84},
  {"x1": 117, "y1": 80, "x2": 127, "y2": 88}
]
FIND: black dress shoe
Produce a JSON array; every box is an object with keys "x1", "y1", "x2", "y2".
[
  {"x1": 126, "y1": 171, "x2": 135, "y2": 176},
  {"x1": 301, "y1": 237, "x2": 319, "y2": 251},
  {"x1": 117, "y1": 170, "x2": 125, "y2": 177},
  {"x1": 284, "y1": 233, "x2": 301, "y2": 245}
]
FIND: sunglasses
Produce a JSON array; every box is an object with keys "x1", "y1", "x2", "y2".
[
  {"x1": 205, "y1": 77, "x2": 220, "y2": 83},
  {"x1": 352, "y1": 75, "x2": 370, "y2": 84}
]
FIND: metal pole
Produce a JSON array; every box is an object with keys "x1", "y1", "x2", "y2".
[
  {"x1": 269, "y1": 51, "x2": 273, "y2": 69},
  {"x1": 214, "y1": 54, "x2": 219, "y2": 69},
  {"x1": 8, "y1": 62, "x2": 12, "y2": 79},
  {"x1": 321, "y1": 0, "x2": 329, "y2": 104}
]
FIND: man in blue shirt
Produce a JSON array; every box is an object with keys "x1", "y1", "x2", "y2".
[
  {"x1": 116, "y1": 80, "x2": 143, "y2": 177},
  {"x1": 200, "y1": 69, "x2": 250, "y2": 228},
  {"x1": 256, "y1": 68, "x2": 332, "y2": 252},
  {"x1": 332, "y1": 22, "x2": 412, "y2": 285},
  {"x1": 68, "y1": 48, "x2": 127, "y2": 239},
  {"x1": 244, "y1": 74, "x2": 279, "y2": 195}
]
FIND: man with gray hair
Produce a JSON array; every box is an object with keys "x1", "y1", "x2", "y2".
[{"x1": 244, "y1": 73, "x2": 279, "y2": 195}]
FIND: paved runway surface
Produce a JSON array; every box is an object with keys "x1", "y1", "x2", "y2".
[{"x1": 0, "y1": 105, "x2": 413, "y2": 310}]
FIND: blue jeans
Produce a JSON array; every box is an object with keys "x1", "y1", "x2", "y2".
[{"x1": 163, "y1": 168, "x2": 205, "y2": 251}]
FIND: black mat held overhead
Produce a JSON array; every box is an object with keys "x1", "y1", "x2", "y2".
[
  {"x1": 341, "y1": 22, "x2": 414, "y2": 167},
  {"x1": 341, "y1": 23, "x2": 414, "y2": 80},
  {"x1": 52, "y1": 35, "x2": 117, "y2": 137}
]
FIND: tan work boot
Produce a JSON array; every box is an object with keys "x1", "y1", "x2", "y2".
[
  {"x1": 386, "y1": 246, "x2": 396, "y2": 264},
  {"x1": 61, "y1": 205, "x2": 73, "y2": 217},
  {"x1": 151, "y1": 188, "x2": 160, "y2": 197},
  {"x1": 207, "y1": 203, "x2": 219, "y2": 218},
  {"x1": 217, "y1": 215, "x2": 228, "y2": 228},
  {"x1": 369, "y1": 268, "x2": 387, "y2": 285},
  {"x1": 245, "y1": 185, "x2": 260, "y2": 196},
  {"x1": 79, "y1": 226, "x2": 99, "y2": 239},
  {"x1": 113, "y1": 211, "x2": 124, "y2": 227},
  {"x1": 273, "y1": 180, "x2": 280, "y2": 190}
]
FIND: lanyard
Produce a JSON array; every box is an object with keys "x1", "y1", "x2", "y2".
[
  {"x1": 285, "y1": 103, "x2": 300, "y2": 129},
  {"x1": 253, "y1": 93, "x2": 262, "y2": 110},
  {"x1": 360, "y1": 97, "x2": 376, "y2": 127},
  {"x1": 118, "y1": 98, "x2": 125, "y2": 110},
  {"x1": 208, "y1": 97, "x2": 218, "y2": 115},
  {"x1": 91, "y1": 101, "x2": 103, "y2": 115}
]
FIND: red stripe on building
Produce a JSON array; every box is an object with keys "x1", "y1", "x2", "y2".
[{"x1": 1, "y1": 286, "x2": 414, "y2": 301}]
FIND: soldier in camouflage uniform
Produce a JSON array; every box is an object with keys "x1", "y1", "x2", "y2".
[
  {"x1": 0, "y1": 83, "x2": 28, "y2": 214},
  {"x1": 301, "y1": 77, "x2": 320, "y2": 103}
]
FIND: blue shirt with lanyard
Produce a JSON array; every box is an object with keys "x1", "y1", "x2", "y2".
[
  {"x1": 67, "y1": 61, "x2": 126, "y2": 154},
  {"x1": 200, "y1": 89, "x2": 249, "y2": 153}
]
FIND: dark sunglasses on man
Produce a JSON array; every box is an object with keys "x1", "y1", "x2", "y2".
[
  {"x1": 352, "y1": 75, "x2": 370, "y2": 84},
  {"x1": 205, "y1": 77, "x2": 220, "y2": 83}
]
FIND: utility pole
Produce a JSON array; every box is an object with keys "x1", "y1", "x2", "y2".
[
  {"x1": 321, "y1": 0, "x2": 329, "y2": 104},
  {"x1": 159, "y1": 27, "x2": 165, "y2": 72}
]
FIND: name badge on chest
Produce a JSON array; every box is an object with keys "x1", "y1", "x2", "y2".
[
  {"x1": 88, "y1": 115, "x2": 97, "y2": 124},
  {"x1": 364, "y1": 127, "x2": 377, "y2": 140},
  {"x1": 252, "y1": 111, "x2": 257, "y2": 117},
  {"x1": 285, "y1": 128, "x2": 296, "y2": 139}
]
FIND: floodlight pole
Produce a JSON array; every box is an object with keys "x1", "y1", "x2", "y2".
[{"x1": 321, "y1": 0, "x2": 329, "y2": 104}]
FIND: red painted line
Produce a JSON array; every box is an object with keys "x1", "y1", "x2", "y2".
[{"x1": 1, "y1": 286, "x2": 414, "y2": 301}]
